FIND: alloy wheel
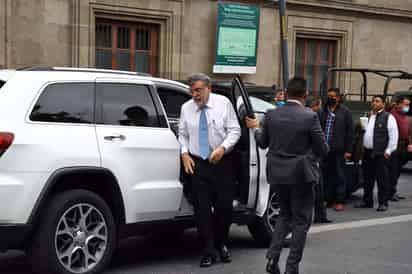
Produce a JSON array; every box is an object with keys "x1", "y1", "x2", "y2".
[{"x1": 55, "y1": 203, "x2": 108, "y2": 274}]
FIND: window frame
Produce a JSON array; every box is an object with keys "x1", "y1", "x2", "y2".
[
  {"x1": 156, "y1": 84, "x2": 191, "y2": 119},
  {"x1": 295, "y1": 38, "x2": 337, "y2": 96},
  {"x1": 95, "y1": 82, "x2": 167, "y2": 128},
  {"x1": 95, "y1": 19, "x2": 159, "y2": 75},
  {"x1": 27, "y1": 81, "x2": 96, "y2": 126}
]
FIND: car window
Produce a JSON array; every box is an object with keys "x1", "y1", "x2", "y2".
[
  {"x1": 96, "y1": 83, "x2": 160, "y2": 127},
  {"x1": 157, "y1": 87, "x2": 190, "y2": 118},
  {"x1": 250, "y1": 96, "x2": 275, "y2": 113},
  {"x1": 30, "y1": 82, "x2": 94, "y2": 123}
]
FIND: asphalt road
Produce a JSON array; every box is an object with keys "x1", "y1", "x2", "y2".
[{"x1": 1, "y1": 167, "x2": 412, "y2": 274}]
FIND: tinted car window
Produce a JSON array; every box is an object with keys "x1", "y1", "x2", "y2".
[
  {"x1": 250, "y1": 96, "x2": 275, "y2": 113},
  {"x1": 157, "y1": 87, "x2": 190, "y2": 118},
  {"x1": 30, "y1": 82, "x2": 94, "y2": 123},
  {"x1": 97, "y1": 83, "x2": 160, "y2": 127}
]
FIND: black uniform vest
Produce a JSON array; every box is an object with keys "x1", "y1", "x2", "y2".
[{"x1": 373, "y1": 111, "x2": 389, "y2": 155}]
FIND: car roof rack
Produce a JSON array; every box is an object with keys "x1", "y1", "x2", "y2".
[{"x1": 16, "y1": 66, "x2": 152, "y2": 77}]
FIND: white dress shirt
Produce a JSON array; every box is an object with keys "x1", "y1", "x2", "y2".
[
  {"x1": 363, "y1": 110, "x2": 399, "y2": 155},
  {"x1": 178, "y1": 93, "x2": 241, "y2": 157}
]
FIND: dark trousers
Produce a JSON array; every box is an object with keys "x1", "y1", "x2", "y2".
[
  {"x1": 314, "y1": 172, "x2": 327, "y2": 220},
  {"x1": 191, "y1": 154, "x2": 235, "y2": 255},
  {"x1": 266, "y1": 183, "x2": 314, "y2": 272},
  {"x1": 363, "y1": 149, "x2": 389, "y2": 206},
  {"x1": 323, "y1": 152, "x2": 347, "y2": 204},
  {"x1": 388, "y1": 141, "x2": 408, "y2": 198}
]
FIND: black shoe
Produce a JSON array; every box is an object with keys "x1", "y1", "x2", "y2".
[
  {"x1": 266, "y1": 259, "x2": 280, "y2": 274},
  {"x1": 354, "y1": 201, "x2": 373, "y2": 208},
  {"x1": 314, "y1": 217, "x2": 332, "y2": 224},
  {"x1": 389, "y1": 196, "x2": 400, "y2": 202},
  {"x1": 218, "y1": 245, "x2": 232, "y2": 263},
  {"x1": 284, "y1": 267, "x2": 299, "y2": 274},
  {"x1": 395, "y1": 194, "x2": 406, "y2": 200},
  {"x1": 199, "y1": 254, "x2": 216, "y2": 267},
  {"x1": 377, "y1": 204, "x2": 388, "y2": 212}
]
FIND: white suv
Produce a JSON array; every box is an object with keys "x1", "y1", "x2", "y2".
[{"x1": 0, "y1": 67, "x2": 276, "y2": 274}]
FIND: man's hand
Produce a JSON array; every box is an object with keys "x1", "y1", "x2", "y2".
[
  {"x1": 384, "y1": 152, "x2": 391, "y2": 160},
  {"x1": 182, "y1": 153, "x2": 195, "y2": 175},
  {"x1": 209, "y1": 146, "x2": 225, "y2": 165},
  {"x1": 245, "y1": 117, "x2": 260, "y2": 129},
  {"x1": 344, "y1": 152, "x2": 352, "y2": 160},
  {"x1": 408, "y1": 144, "x2": 412, "y2": 153}
]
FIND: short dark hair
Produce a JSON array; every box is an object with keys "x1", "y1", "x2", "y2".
[
  {"x1": 327, "y1": 87, "x2": 340, "y2": 95},
  {"x1": 305, "y1": 96, "x2": 322, "y2": 107},
  {"x1": 287, "y1": 77, "x2": 307, "y2": 98},
  {"x1": 372, "y1": 95, "x2": 385, "y2": 103},
  {"x1": 395, "y1": 95, "x2": 410, "y2": 105}
]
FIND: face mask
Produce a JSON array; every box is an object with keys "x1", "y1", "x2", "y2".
[
  {"x1": 277, "y1": 101, "x2": 286, "y2": 107},
  {"x1": 402, "y1": 106, "x2": 410, "y2": 114},
  {"x1": 326, "y1": 97, "x2": 337, "y2": 106}
]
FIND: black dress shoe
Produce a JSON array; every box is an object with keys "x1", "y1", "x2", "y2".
[
  {"x1": 218, "y1": 245, "x2": 232, "y2": 263},
  {"x1": 377, "y1": 204, "x2": 388, "y2": 212},
  {"x1": 354, "y1": 201, "x2": 373, "y2": 208},
  {"x1": 395, "y1": 194, "x2": 406, "y2": 200},
  {"x1": 266, "y1": 259, "x2": 280, "y2": 274},
  {"x1": 389, "y1": 196, "x2": 400, "y2": 202},
  {"x1": 199, "y1": 254, "x2": 216, "y2": 267},
  {"x1": 284, "y1": 267, "x2": 299, "y2": 274},
  {"x1": 314, "y1": 217, "x2": 332, "y2": 224}
]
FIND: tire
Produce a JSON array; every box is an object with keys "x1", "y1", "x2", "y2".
[
  {"x1": 247, "y1": 190, "x2": 280, "y2": 247},
  {"x1": 28, "y1": 189, "x2": 117, "y2": 274}
]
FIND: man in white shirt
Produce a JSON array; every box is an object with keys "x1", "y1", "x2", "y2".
[
  {"x1": 178, "y1": 73, "x2": 241, "y2": 267},
  {"x1": 356, "y1": 95, "x2": 398, "y2": 212}
]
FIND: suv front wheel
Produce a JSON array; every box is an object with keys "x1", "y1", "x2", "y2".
[
  {"x1": 28, "y1": 189, "x2": 116, "y2": 274},
  {"x1": 247, "y1": 190, "x2": 280, "y2": 247}
]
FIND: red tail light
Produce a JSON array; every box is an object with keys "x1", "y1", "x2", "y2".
[{"x1": 0, "y1": 132, "x2": 14, "y2": 156}]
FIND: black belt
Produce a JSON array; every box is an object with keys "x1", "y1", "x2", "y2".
[{"x1": 189, "y1": 152, "x2": 233, "y2": 161}]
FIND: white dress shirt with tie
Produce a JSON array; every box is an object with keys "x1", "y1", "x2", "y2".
[
  {"x1": 178, "y1": 93, "x2": 241, "y2": 157},
  {"x1": 363, "y1": 110, "x2": 399, "y2": 155}
]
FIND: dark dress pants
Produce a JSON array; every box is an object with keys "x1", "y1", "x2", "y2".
[
  {"x1": 266, "y1": 183, "x2": 314, "y2": 272},
  {"x1": 314, "y1": 172, "x2": 327, "y2": 220},
  {"x1": 323, "y1": 152, "x2": 347, "y2": 204},
  {"x1": 388, "y1": 141, "x2": 408, "y2": 198},
  {"x1": 191, "y1": 154, "x2": 235, "y2": 255},
  {"x1": 363, "y1": 149, "x2": 389, "y2": 206}
]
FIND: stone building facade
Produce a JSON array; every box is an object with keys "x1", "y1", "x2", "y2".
[{"x1": 1, "y1": 0, "x2": 412, "y2": 95}]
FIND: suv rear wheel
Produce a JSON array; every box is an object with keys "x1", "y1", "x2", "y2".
[{"x1": 28, "y1": 189, "x2": 116, "y2": 274}]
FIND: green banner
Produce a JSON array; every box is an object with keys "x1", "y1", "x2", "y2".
[{"x1": 213, "y1": 3, "x2": 260, "y2": 74}]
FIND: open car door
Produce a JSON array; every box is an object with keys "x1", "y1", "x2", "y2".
[{"x1": 231, "y1": 76, "x2": 269, "y2": 216}]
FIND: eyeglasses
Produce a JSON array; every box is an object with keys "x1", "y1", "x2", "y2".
[{"x1": 190, "y1": 86, "x2": 209, "y2": 93}]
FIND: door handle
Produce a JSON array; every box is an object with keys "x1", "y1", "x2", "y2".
[{"x1": 104, "y1": 134, "x2": 126, "y2": 141}]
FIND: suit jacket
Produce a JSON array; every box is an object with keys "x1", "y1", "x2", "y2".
[
  {"x1": 255, "y1": 101, "x2": 329, "y2": 185},
  {"x1": 319, "y1": 104, "x2": 354, "y2": 154}
]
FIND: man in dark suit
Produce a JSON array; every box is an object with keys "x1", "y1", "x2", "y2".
[{"x1": 247, "y1": 77, "x2": 328, "y2": 274}]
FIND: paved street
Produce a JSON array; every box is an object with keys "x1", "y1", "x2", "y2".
[{"x1": 1, "y1": 167, "x2": 412, "y2": 274}]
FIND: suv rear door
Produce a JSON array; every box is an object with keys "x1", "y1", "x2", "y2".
[
  {"x1": 94, "y1": 78, "x2": 182, "y2": 223},
  {"x1": 232, "y1": 76, "x2": 269, "y2": 216}
]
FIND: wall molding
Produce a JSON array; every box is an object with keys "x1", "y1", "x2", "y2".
[
  {"x1": 264, "y1": 0, "x2": 412, "y2": 20},
  {"x1": 71, "y1": 1, "x2": 183, "y2": 78},
  {"x1": 287, "y1": 13, "x2": 354, "y2": 90}
]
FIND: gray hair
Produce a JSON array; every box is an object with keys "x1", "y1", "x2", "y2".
[{"x1": 188, "y1": 73, "x2": 211, "y2": 87}]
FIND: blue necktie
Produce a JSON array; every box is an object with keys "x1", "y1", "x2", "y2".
[{"x1": 199, "y1": 108, "x2": 210, "y2": 160}]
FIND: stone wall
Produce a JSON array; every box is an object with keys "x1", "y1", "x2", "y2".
[{"x1": 0, "y1": 0, "x2": 411, "y2": 92}]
